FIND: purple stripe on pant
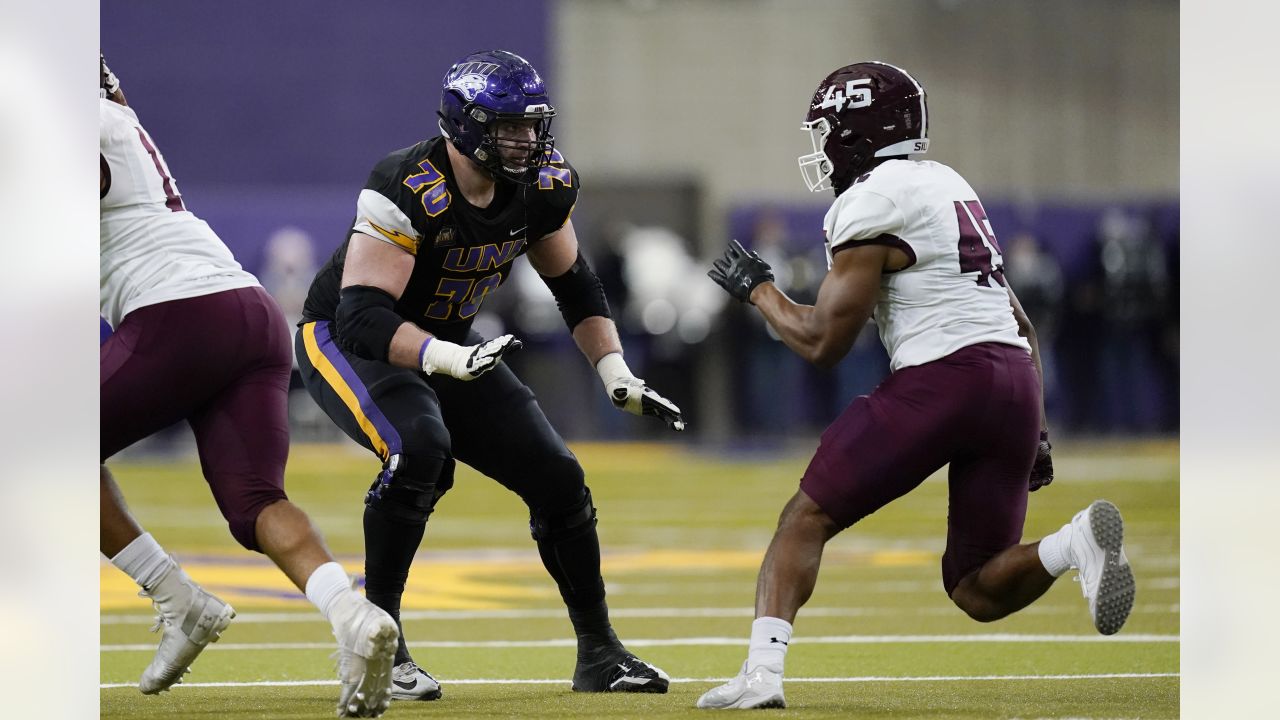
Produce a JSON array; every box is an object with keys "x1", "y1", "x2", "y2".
[
  {"x1": 100, "y1": 286, "x2": 292, "y2": 552},
  {"x1": 799, "y1": 342, "x2": 1041, "y2": 594},
  {"x1": 309, "y1": 320, "x2": 403, "y2": 458}
]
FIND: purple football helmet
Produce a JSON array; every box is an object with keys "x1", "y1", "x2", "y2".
[
  {"x1": 438, "y1": 50, "x2": 556, "y2": 184},
  {"x1": 798, "y1": 61, "x2": 929, "y2": 196}
]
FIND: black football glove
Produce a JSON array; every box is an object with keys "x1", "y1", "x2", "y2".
[
  {"x1": 708, "y1": 239, "x2": 775, "y2": 303},
  {"x1": 1029, "y1": 430, "x2": 1054, "y2": 491}
]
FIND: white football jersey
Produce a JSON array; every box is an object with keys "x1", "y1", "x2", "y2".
[
  {"x1": 823, "y1": 159, "x2": 1030, "y2": 371},
  {"x1": 100, "y1": 99, "x2": 258, "y2": 328}
]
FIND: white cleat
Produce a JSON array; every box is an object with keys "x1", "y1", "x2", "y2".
[
  {"x1": 1068, "y1": 499, "x2": 1136, "y2": 635},
  {"x1": 390, "y1": 660, "x2": 443, "y2": 701},
  {"x1": 332, "y1": 594, "x2": 399, "y2": 718},
  {"x1": 138, "y1": 566, "x2": 235, "y2": 695},
  {"x1": 697, "y1": 662, "x2": 786, "y2": 710}
]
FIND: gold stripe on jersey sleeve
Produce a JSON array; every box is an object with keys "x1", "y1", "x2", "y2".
[{"x1": 366, "y1": 220, "x2": 420, "y2": 255}]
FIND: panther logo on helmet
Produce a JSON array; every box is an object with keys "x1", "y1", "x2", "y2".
[
  {"x1": 798, "y1": 61, "x2": 929, "y2": 196},
  {"x1": 447, "y1": 73, "x2": 490, "y2": 102}
]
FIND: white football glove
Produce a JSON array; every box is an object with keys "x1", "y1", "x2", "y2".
[
  {"x1": 596, "y1": 353, "x2": 685, "y2": 431},
  {"x1": 420, "y1": 334, "x2": 522, "y2": 380}
]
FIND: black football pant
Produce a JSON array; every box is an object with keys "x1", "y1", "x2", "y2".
[{"x1": 296, "y1": 322, "x2": 608, "y2": 661}]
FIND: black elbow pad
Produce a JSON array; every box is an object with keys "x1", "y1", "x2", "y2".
[
  {"x1": 542, "y1": 251, "x2": 611, "y2": 331},
  {"x1": 334, "y1": 285, "x2": 403, "y2": 362}
]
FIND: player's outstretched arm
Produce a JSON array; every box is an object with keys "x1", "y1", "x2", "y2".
[
  {"x1": 529, "y1": 221, "x2": 685, "y2": 431},
  {"x1": 711, "y1": 241, "x2": 883, "y2": 369},
  {"x1": 1006, "y1": 282, "x2": 1054, "y2": 490}
]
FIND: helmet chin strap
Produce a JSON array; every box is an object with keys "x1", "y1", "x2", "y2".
[{"x1": 445, "y1": 139, "x2": 502, "y2": 203}]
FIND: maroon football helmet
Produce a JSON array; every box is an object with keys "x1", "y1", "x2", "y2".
[{"x1": 798, "y1": 61, "x2": 929, "y2": 195}]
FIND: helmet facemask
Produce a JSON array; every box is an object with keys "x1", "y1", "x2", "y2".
[
  {"x1": 469, "y1": 104, "x2": 556, "y2": 184},
  {"x1": 798, "y1": 116, "x2": 876, "y2": 196},
  {"x1": 798, "y1": 117, "x2": 836, "y2": 193}
]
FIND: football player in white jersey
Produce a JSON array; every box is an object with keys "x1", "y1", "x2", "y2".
[
  {"x1": 699, "y1": 62, "x2": 1136, "y2": 710},
  {"x1": 100, "y1": 55, "x2": 400, "y2": 718}
]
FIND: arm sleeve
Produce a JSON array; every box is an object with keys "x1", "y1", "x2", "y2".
[
  {"x1": 333, "y1": 285, "x2": 404, "y2": 362},
  {"x1": 540, "y1": 250, "x2": 611, "y2": 331}
]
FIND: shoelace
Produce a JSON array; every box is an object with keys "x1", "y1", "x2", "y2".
[
  {"x1": 138, "y1": 589, "x2": 169, "y2": 634},
  {"x1": 398, "y1": 662, "x2": 438, "y2": 682}
]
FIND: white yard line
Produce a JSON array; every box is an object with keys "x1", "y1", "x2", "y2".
[
  {"x1": 102, "y1": 633, "x2": 1178, "y2": 652},
  {"x1": 99, "y1": 672, "x2": 1179, "y2": 689},
  {"x1": 613, "y1": 577, "x2": 1181, "y2": 594},
  {"x1": 100, "y1": 604, "x2": 1181, "y2": 625}
]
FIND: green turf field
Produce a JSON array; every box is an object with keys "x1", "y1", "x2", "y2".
[{"x1": 101, "y1": 440, "x2": 1179, "y2": 719}]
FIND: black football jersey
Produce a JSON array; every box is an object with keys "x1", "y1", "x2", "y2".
[{"x1": 302, "y1": 137, "x2": 579, "y2": 343}]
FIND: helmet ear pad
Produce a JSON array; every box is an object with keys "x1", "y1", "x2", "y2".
[{"x1": 827, "y1": 129, "x2": 877, "y2": 195}]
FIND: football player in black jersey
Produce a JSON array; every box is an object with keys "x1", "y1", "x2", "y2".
[{"x1": 295, "y1": 50, "x2": 684, "y2": 700}]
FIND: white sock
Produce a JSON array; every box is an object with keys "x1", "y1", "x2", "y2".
[
  {"x1": 1037, "y1": 522, "x2": 1074, "y2": 577},
  {"x1": 746, "y1": 616, "x2": 792, "y2": 671},
  {"x1": 305, "y1": 561, "x2": 353, "y2": 624},
  {"x1": 110, "y1": 532, "x2": 177, "y2": 592}
]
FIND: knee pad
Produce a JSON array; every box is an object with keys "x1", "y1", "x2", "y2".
[
  {"x1": 530, "y1": 485, "x2": 597, "y2": 542},
  {"x1": 365, "y1": 453, "x2": 454, "y2": 525}
]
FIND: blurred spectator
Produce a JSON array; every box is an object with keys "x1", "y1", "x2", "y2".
[
  {"x1": 1095, "y1": 207, "x2": 1170, "y2": 434},
  {"x1": 258, "y1": 226, "x2": 334, "y2": 440},
  {"x1": 730, "y1": 212, "x2": 825, "y2": 433},
  {"x1": 259, "y1": 226, "x2": 317, "y2": 349},
  {"x1": 1157, "y1": 216, "x2": 1179, "y2": 432},
  {"x1": 1004, "y1": 231, "x2": 1065, "y2": 426},
  {"x1": 498, "y1": 220, "x2": 718, "y2": 439}
]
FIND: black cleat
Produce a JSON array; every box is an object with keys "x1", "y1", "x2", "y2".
[{"x1": 572, "y1": 649, "x2": 670, "y2": 693}]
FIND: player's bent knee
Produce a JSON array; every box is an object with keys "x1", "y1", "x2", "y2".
[
  {"x1": 958, "y1": 601, "x2": 1007, "y2": 623},
  {"x1": 538, "y1": 451, "x2": 587, "y2": 504},
  {"x1": 776, "y1": 490, "x2": 843, "y2": 538},
  {"x1": 529, "y1": 485, "x2": 597, "y2": 542},
  {"x1": 365, "y1": 452, "x2": 454, "y2": 525},
  {"x1": 227, "y1": 493, "x2": 288, "y2": 552},
  {"x1": 401, "y1": 413, "x2": 451, "y2": 458},
  {"x1": 949, "y1": 576, "x2": 1009, "y2": 623}
]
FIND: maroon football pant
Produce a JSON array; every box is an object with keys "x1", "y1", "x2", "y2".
[
  {"x1": 799, "y1": 342, "x2": 1041, "y2": 594},
  {"x1": 101, "y1": 286, "x2": 292, "y2": 551}
]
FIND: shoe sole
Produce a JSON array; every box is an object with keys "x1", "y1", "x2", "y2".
[
  {"x1": 1087, "y1": 500, "x2": 1135, "y2": 635},
  {"x1": 609, "y1": 677, "x2": 670, "y2": 693},
  {"x1": 339, "y1": 620, "x2": 399, "y2": 718},
  {"x1": 571, "y1": 679, "x2": 670, "y2": 694},
  {"x1": 697, "y1": 694, "x2": 786, "y2": 710},
  {"x1": 391, "y1": 687, "x2": 443, "y2": 701}
]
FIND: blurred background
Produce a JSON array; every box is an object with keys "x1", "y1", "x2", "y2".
[{"x1": 101, "y1": 0, "x2": 1178, "y2": 448}]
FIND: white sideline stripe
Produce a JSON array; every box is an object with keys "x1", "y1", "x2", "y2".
[
  {"x1": 100, "y1": 604, "x2": 1180, "y2": 625},
  {"x1": 99, "y1": 672, "x2": 1179, "y2": 689},
  {"x1": 101, "y1": 633, "x2": 1178, "y2": 652}
]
